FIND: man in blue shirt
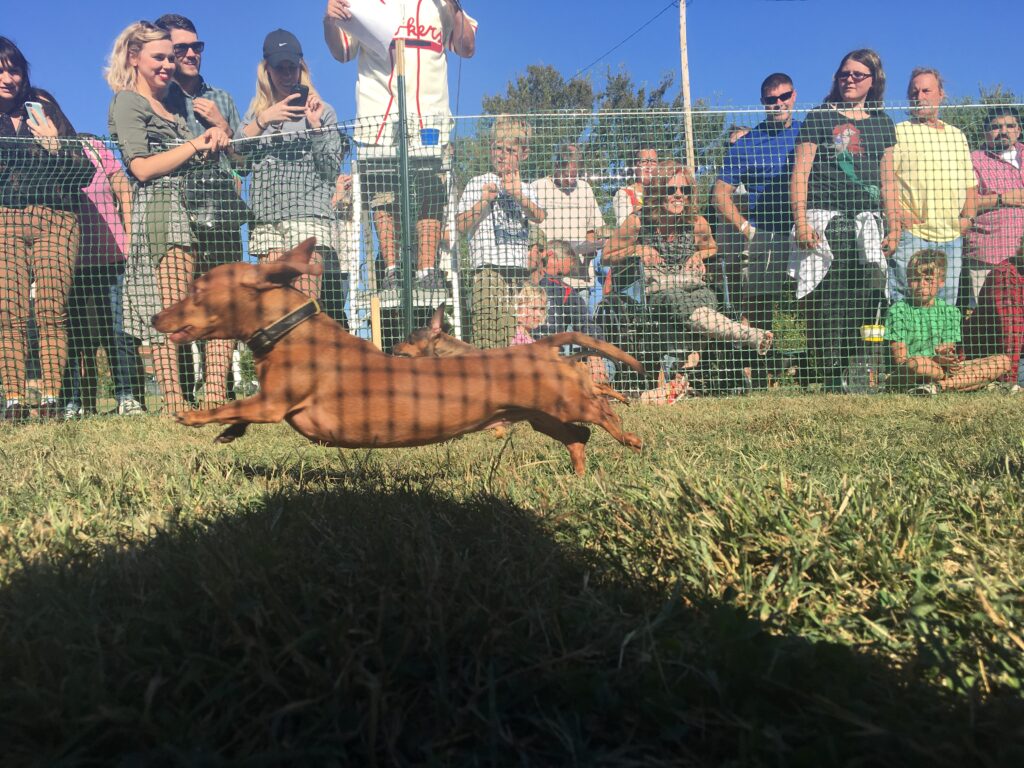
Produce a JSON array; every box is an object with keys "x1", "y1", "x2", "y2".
[{"x1": 714, "y1": 73, "x2": 801, "y2": 370}]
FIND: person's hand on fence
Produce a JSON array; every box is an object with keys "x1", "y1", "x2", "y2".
[
  {"x1": 305, "y1": 95, "x2": 325, "y2": 130},
  {"x1": 481, "y1": 181, "x2": 500, "y2": 205},
  {"x1": 500, "y1": 169, "x2": 525, "y2": 201},
  {"x1": 26, "y1": 113, "x2": 60, "y2": 153},
  {"x1": 192, "y1": 98, "x2": 230, "y2": 134},
  {"x1": 259, "y1": 94, "x2": 307, "y2": 128},
  {"x1": 794, "y1": 220, "x2": 821, "y2": 251},
  {"x1": 325, "y1": 0, "x2": 353, "y2": 20},
  {"x1": 193, "y1": 126, "x2": 231, "y2": 157}
]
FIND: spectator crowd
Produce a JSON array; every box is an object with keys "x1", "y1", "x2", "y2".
[{"x1": 1, "y1": 2, "x2": 1023, "y2": 422}]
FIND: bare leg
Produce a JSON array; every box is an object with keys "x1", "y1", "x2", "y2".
[
  {"x1": 689, "y1": 306, "x2": 773, "y2": 355},
  {"x1": 941, "y1": 355, "x2": 1012, "y2": 392},
  {"x1": 416, "y1": 218, "x2": 442, "y2": 271},
  {"x1": 374, "y1": 209, "x2": 397, "y2": 269},
  {"x1": 155, "y1": 246, "x2": 194, "y2": 414}
]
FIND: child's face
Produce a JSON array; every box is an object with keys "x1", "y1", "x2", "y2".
[
  {"x1": 544, "y1": 249, "x2": 576, "y2": 277},
  {"x1": 908, "y1": 269, "x2": 941, "y2": 305},
  {"x1": 491, "y1": 137, "x2": 523, "y2": 175},
  {"x1": 517, "y1": 299, "x2": 548, "y2": 331}
]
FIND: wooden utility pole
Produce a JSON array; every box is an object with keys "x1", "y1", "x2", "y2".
[{"x1": 679, "y1": 1, "x2": 696, "y2": 170}]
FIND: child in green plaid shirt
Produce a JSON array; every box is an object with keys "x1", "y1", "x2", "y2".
[{"x1": 887, "y1": 249, "x2": 1010, "y2": 394}]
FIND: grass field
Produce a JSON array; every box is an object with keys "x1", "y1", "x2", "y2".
[{"x1": 1, "y1": 393, "x2": 1023, "y2": 766}]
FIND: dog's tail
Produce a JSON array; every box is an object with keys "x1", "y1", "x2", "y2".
[{"x1": 536, "y1": 332, "x2": 644, "y2": 374}]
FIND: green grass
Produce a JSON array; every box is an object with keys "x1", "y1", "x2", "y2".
[{"x1": 1, "y1": 393, "x2": 1023, "y2": 766}]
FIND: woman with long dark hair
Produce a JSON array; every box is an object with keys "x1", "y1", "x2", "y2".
[
  {"x1": 789, "y1": 48, "x2": 900, "y2": 391},
  {"x1": 0, "y1": 36, "x2": 81, "y2": 422}
]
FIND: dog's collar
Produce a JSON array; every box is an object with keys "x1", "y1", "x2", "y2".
[{"x1": 246, "y1": 299, "x2": 321, "y2": 356}]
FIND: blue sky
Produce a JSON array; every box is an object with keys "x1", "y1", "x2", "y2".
[{"x1": 6, "y1": 0, "x2": 1021, "y2": 135}]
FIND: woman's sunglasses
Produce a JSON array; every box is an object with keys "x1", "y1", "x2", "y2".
[{"x1": 665, "y1": 185, "x2": 692, "y2": 197}]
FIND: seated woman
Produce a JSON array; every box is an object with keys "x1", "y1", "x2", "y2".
[
  {"x1": 106, "y1": 21, "x2": 233, "y2": 414},
  {"x1": 603, "y1": 163, "x2": 773, "y2": 362},
  {"x1": 0, "y1": 37, "x2": 82, "y2": 422},
  {"x1": 237, "y1": 29, "x2": 346, "y2": 301}
]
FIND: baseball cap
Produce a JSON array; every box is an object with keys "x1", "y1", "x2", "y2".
[{"x1": 263, "y1": 29, "x2": 303, "y2": 67}]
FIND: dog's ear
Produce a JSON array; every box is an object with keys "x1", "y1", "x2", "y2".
[
  {"x1": 275, "y1": 238, "x2": 324, "y2": 278},
  {"x1": 429, "y1": 304, "x2": 446, "y2": 337},
  {"x1": 246, "y1": 239, "x2": 325, "y2": 289}
]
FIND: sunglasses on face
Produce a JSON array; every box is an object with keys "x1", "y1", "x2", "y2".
[
  {"x1": 762, "y1": 90, "x2": 793, "y2": 105},
  {"x1": 838, "y1": 70, "x2": 872, "y2": 83},
  {"x1": 172, "y1": 41, "x2": 205, "y2": 56},
  {"x1": 665, "y1": 185, "x2": 692, "y2": 197}
]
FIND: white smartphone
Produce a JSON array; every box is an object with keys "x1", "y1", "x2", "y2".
[{"x1": 24, "y1": 101, "x2": 46, "y2": 129}]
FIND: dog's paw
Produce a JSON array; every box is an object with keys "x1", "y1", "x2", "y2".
[
  {"x1": 176, "y1": 411, "x2": 205, "y2": 427},
  {"x1": 215, "y1": 424, "x2": 249, "y2": 444}
]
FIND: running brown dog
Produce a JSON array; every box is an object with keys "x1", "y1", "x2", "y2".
[{"x1": 152, "y1": 239, "x2": 643, "y2": 475}]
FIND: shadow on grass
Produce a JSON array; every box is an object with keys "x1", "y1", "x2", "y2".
[{"x1": 0, "y1": 470, "x2": 1021, "y2": 767}]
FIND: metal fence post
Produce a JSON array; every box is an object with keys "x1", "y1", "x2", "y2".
[{"x1": 394, "y1": 39, "x2": 415, "y2": 337}]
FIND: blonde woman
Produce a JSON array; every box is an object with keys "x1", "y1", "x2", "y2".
[
  {"x1": 106, "y1": 20, "x2": 233, "y2": 414},
  {"x1": 237, "y1": 29, "x2": 345, "y2": 300}
]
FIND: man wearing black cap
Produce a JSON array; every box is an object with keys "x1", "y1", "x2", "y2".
[{"x1": 322, "y1": 0, "x2": 477, "y2": 292}]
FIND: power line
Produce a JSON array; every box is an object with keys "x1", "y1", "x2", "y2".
[{"x1": 571, "y1": 1, "x2": 680, "y2": 81}]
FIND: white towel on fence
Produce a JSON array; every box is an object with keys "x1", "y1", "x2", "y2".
[{"x1": 787, "y1": 209, "x2": 887, "y2": 299}]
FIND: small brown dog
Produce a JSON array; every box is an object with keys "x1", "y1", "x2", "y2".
[
  {"x1": 392, "y1": 305, "x2": 641, "y2": 405},
  {"x1": 152, "y1": 239, "x2": 643, "y2": 475}
]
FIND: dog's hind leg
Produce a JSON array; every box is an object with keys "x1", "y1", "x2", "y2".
[{"x1": 524, "y1": 413, "x2": 591, "y2": 476}]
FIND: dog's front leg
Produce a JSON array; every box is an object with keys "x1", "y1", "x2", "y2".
[{"x1": 177, "y1": 394, "x2": 292, "y2": 436}]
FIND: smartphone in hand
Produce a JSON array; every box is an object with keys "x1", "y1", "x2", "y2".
[
  {"x1": 290, "y1": 85, "x2": 309, "y2": 108},
  {"x1": 24, "y1": 101, "x2": 47, "y2": 129}
]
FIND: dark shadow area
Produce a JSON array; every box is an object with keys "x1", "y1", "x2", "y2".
[{"x1": 1, "y1": 473, "x2": 1021, "y2": 767}]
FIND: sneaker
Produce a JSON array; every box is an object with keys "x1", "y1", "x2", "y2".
[
  {"x1": 116, "y1": 397, "x2": 145, "y2": 416},
  {"x1": 909, "y1": 383, "x2": 939, "y2": 397},
  {"x1": 64, "y1": 402, "x2": 84, "y2": 421},
  {"x1": 36, "y1": 400, "x2": 61, "y2": 420},
  {"x1": 2, "y1": 402, "x2": 30, "y2": 424},
  {"x1": 381, "y1": 267, "x2": 401, "y2": 291},
  {"x1": 416, "y1": 269, "x2": 447, "y2": 292}
]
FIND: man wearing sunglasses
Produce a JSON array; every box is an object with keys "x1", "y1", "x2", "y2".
[
  {"x1": 155, "y1": 14, "x2": 241, "y2": 138},
  {"x1": 713, "y1": 73, "x2": 801, "y2": 384}
]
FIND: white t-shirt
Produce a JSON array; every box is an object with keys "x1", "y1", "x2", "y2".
[
  {"x1": 334, "y1": 0, "x2": 477, "y2": 148},
  {"x1": 1000, "y1": 148, "x2": 1020, "y2": 169},
  {"x1": 529, "y1": 177, "x2": 605, "y2": 243},
  {"x1": 458, "y1": 173, "x2": 539, "y2": 269}
]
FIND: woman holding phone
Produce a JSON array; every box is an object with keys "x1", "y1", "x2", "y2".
[
  {"x1": 106, "y1": 20, "x2": 233, "y2": 415},
  {"x1": 0, "y1": 36, "x2": 81, "y2": 422},
  {"x1": 238, "y1": 29, "x2": 346, "y2": 301}
]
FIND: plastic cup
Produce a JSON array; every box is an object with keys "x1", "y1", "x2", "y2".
[
  {"x1": 420, "y1": 128, "x2": 440, "y2": 146},
  {"x1": 861, "y1": 324, "x2": 885, "y2": 343}
]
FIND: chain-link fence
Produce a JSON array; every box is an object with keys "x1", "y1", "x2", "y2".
[{"x1": 1, "y1": 103, "x2": 1022, "y2": 418}]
